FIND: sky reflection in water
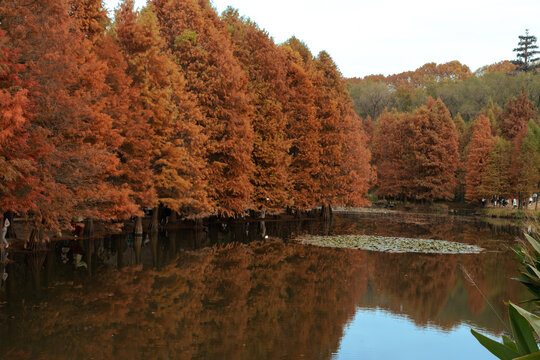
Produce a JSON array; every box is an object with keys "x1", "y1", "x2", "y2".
[{"x1": 335, "y1": 308, "x2": 496, "y2": 360}]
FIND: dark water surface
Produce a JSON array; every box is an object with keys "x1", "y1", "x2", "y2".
[{"x1": 0, "y1": 212, "x2": 528, "y2": 359}]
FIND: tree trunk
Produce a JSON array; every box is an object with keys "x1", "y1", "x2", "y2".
[
  {"x1": 322, "y1": 203, "x2": 332, "y2": 221},
  {"x1": 134, "y1": 234, "x2": 142, "y2": 265},
  {"x1": 151, "y1": 207, "x2": 159, "y2": 232},
  {"x1": 26, "y1": 225, "x2": 47, "y2": 251},
  {"x1": 134, "y1": 216, "x2": 143, "y2": 236},
  {"x1": 83, "y1": 218, "x2": 94, "y2": 238},
  {"x1": 170, "y1": 211, "x2": 178, "y2": 224},
  {"x1": 4, "y1": 211, "x2": 16, "y2": 239},
  {"x1": 151, "y1": 229, "x2": 158, "y2": 269},
  {"x1": 259, "y1": 209, "x2": 267, "y2": 239}
]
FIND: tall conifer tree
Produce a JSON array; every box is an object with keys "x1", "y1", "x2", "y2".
[{"x1": 152, "y1": 0, "x2": 254, "y2": 216}]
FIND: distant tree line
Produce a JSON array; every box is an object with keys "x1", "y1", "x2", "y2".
[{"x1": 350, "y1": 32, "x2": 540, "y2": 207}]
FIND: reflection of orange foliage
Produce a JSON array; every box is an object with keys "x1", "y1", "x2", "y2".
[
  {"x1": 367, "y1": 252, "x2": 457, "y2": 327},
  {"x1": 0, "y1": 241, "x2": 369, "y2": 359}
]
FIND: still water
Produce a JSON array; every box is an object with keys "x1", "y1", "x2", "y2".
[{"x1": 0, "y1": 212, "x2": 528, "y2": 359}]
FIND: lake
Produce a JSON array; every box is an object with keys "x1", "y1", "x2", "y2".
[{"x1": 0, "y1": 211, "x2": 528, "y2": 359}]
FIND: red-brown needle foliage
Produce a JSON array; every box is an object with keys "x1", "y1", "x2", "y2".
[{"x1": 465, "y1": 114, "x2": 493, "y2": 202}]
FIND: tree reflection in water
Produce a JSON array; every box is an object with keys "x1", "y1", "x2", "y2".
[{"x1": 0, "y1": 213, "x2": 525, "y2": 359}]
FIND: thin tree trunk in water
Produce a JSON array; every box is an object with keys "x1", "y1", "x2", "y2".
[
  {"x1": 151, "y1": 229, "x2": 158, "y2": 269},
  {"x1": 84, "y1": 238, "x2": 94, "y2": 275},
  {"x1": 4, "y1": 211, "x2": 16, "y2": 239},
  {"x1": 168, "y1": 229, "x2": 177, "y2": 258},
  {"x1": 27, "y1": 225, "x2": 47, "y2": 251},
  {"x1": 83, "y1": 218, "x2": 94, "y2": 238},
  {"x1": 135, "y1": 216, "x2": 143, "y2": 236},
  {"x1": 134, "y1": 234, "x2": 142, "y2": 265},
  {"x1": 170, "y1": 211, "x2": 178, "y2": 224},
  {"x1": 259, "y1": 209, "x2": 266, "y2": 239},
  {"x1": 151, "y1": 207, "x2": 159, "y2": 232},
  {"x1": 27, "y1": 251, "x2": 46, "y2": 298},
  {"x1": 115, "y1": 234, "x2": 127, "y2": 269},
  {"x1": 194, "y1": 217, "x2": 204, "y2": 249},
  {"x1": 322, "y1": 203, "x2": 332, "y2": 221}
]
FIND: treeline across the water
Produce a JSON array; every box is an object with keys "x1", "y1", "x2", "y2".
[
  {"x1": 0, "y1": 0, "x2": 371, "y2": 230},
  {"x1": 349, "y1": 62, "x2": 540, "y2": 206}
]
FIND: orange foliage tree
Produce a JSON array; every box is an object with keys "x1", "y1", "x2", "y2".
[
  {"x1": 312, "y1": 51, "x2": 371, "y2": 207},
  {"x1": 281, "y1": 38, "x2": 321, "y2": 210},
  {"x1": 152, "y1": 0, "x2": 254, "y2": 217},
  {"x1": 372, "y1": 98, "x2": 458, "y2": 201},
  {"x1": 408, "y1": 98, "x2": 459, "y2": 201},
  {"x1": 0, "y1": 30, "x2": 45, "y2": 214},
  {"x1": 71, "y1": 0, "x2": 156, "y2": 211},
  {"x1": 0, "y1": 0, "x2": 138, "y2": 230},
  {"x1": 222, "y1": 8, "x2": 292, "y2": 213},
  {"x1": 115, "y1": 0, "x2": 210, "y2": 216},
  {"x1": 465, "y1": 114, "x2": 493, "y2": 202}
]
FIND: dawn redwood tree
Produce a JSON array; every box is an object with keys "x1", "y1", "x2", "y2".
[
  {"x1": 222, "y1": 8, "x2": 292, "y2": 213},
  {"x1": 480, "y1": 137, "x2": 512, "y2": 201},
  {"x1": 480, "y1": 99, "x2": 501, "y2": 137},
  {"x1": 71, "y1": 0, "x2": 156, "y2": 211},
  {"x1": 453, "y1": 113, "x2": 468, "y2": 201},
  {"x1": 407, "y1": 98, "x2": 459, "y2": 201},
  {"x1": 152, "y1": 0, "x2": 254, "y2": 217},
  {"x1": 499, "y1": 92, "x2": 537, "y2": 141},
  {"x1": 0, "y1": 0, "x2": 138, "y2": 231},
  {"x1": 0, "y1": 30, "x2": 46, "y2": 214},
  {"x1": 363, "y1": 115, "x2": 374, "y2": 147},
  {"x1": 372, "y1": 110, "x2": 411, "y2": 198},
  {"x1": 465, "y1": 114, "x2": 493, "y2": 203},
  {"x1": 280, "y1": 38, "x2": 321, "y2": 210},
  {"x1": 115, "y1": 0, "x2": 211, "y2": 216},
  {"x1": 312, "y1": 50, "x2": 370, "y2": 208},
  {"x1": 514, "y1": 120, "x2": 540, "y2": 204}
]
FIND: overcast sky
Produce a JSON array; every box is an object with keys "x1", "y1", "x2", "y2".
[{"x1": 104, "y1": 0, "x2": 540, "y2": 78}]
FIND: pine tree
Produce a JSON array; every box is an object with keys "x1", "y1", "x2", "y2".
[
  {"x1": 465, "y1": 115, "x2": 493, "y2": 202},
  {"x1": 512, "y1": 29, "x2": 539, "y2": 72}
]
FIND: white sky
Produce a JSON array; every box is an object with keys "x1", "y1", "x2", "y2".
[{"x1": 104, "y1": 0, "x2": 540, "y2": 78}]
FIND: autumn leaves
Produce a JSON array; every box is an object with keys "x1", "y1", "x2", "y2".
[
  {"x1": 0, "y1": 0, "x2": 371, "y2": 227},
  {"x1": 371, "y1": 92, "x2": 540, "y2": 205}
]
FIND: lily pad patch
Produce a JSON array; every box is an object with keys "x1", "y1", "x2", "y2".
[{"x1": 296, "y1": 235, "x2": 484, "y2": 254}]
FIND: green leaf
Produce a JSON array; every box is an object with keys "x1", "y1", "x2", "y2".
[
  {"x1": 471, "y1": 329, "x2": 520, "y2": 360},
  {"x1": 502, "y1": 335, "x2": 518, "y2": 353},
  {"x1": 514, "y1": 353, "x2": 540, "y2": 360},
  {"x1": 508, "y1": 303, "x2": 539, "y2": 354},
  {"x1": 525, "y1": 234, "x2": 540, "y2": 254},
  {"x1": 511, "y1": 302, "x2": 540, "y2": 338}
]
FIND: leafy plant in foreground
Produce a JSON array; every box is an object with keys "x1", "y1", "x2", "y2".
[{"x1": 471, "y1": 232, "x2": 540, "y2": 359}]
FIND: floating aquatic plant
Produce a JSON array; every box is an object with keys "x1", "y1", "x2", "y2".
[{"x1": 296, "y1": 234, "x2": 484, "y2": 254}]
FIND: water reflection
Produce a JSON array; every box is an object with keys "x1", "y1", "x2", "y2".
[{"x1": 0, "y1": 213, "x2": 526, "y2": 359}]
